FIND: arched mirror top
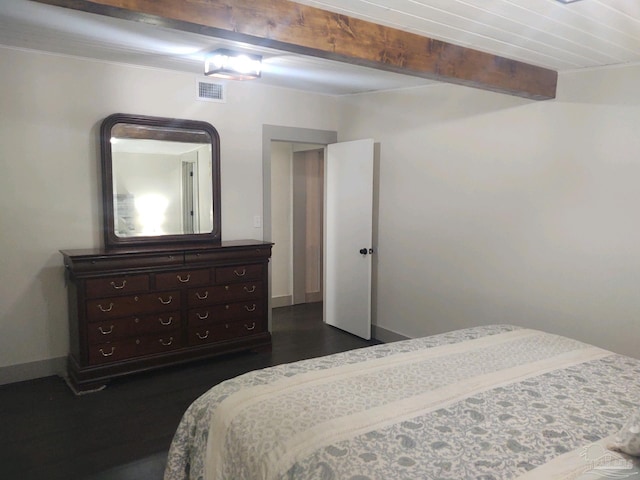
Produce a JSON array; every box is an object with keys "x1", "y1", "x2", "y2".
[{"x1": 101, "y1": 113, "x2": 221, "y2": 249}]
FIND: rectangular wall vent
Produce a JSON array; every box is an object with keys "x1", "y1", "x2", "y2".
[{"x1": 196, "y1": 79, "x2": 226, "y2": 102}]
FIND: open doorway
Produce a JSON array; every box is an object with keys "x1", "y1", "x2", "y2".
[
  {"x1": 263, "y1": 126, "x2": 378, "y2": 340},
  {"x1": 271, "y1": 142, "x2": 324, "y2": 308},
  {"x1": 262, "y1": 125, "x2": 337, "y2": 329}
]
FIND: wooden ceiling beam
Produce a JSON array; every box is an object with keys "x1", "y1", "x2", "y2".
[{"x1": 32, "y1": 0, "x2": 557, "y2": 100}]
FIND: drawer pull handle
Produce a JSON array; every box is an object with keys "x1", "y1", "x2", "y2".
[
  {"x1": 196, "y1": 331, "x2": 210, "y2": 340},
  {"x1": 159, "y1": 316, "x2": 173, "y2": 326},
  {"x1": 234, "y1": 268, "x2": 247, "y2": 277},
  {"x1": 245, "y1": 322, "x2": 256, "y2": 331},
  {"x1": 99, "y1": 346, "x2": 115, "y2": 357},
  {"x1": 244, "y1": 304, "x2": 256, "y2": 312},
  {"x1": 177, "y1": 274, "x2": 191, "y2": 283},
  {"x1": 159, "y1": 337, "x2": 173, "y2": 346},
  {"x1": 196, "y1": 312, "x2": 209, "y2": 320},
  {"x1": 97, "y1": 303, "x2": 114, "y2": 312},
  {"x1": 244, "y1": 285, "x2": 257, "y2": 294},
  {"x1": 196, "y1": 291, "x2": 209, "y2": 300},
  {"x1": 110, "y1": 280, "x2": 127, "y2": 290},
  {"x1": 98, "y1": 325, "x2": 114, "y2": 335},
  {"x1": 158, "y1": 295, "x2": 173, "y2": 305}
]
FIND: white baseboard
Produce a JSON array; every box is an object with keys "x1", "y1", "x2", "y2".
[
  {"x1": 272, "y1": 295, "x2": 293, "y2": 308},
  {"x1": 0, "y1": 356, "x2": 66, "y2": 386},
  {"x1": 372, "y1": 325, "x2": 410, "y2": 343},
  {"x1": 305, "y1": 291, "x2": 323, "y2": 303}
]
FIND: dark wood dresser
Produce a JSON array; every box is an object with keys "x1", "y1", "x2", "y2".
[{"x1": 61, "y1": 240, "x2": 272, "y2": 392}]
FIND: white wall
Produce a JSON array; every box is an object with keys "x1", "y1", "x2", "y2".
[
  {"x1": 0, "y1": 46, "x2": 340, "y2": 378},
  {"x1": 338, "y1": 64, "x2": 640, "y2": 359}
]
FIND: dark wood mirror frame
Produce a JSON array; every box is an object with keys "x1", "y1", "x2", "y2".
[{"x1": 100, "y1": 113, "x2": 221, "y2": 250}]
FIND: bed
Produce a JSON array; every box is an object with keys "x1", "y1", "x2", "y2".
[{"x1": 164, "y1": 325, "x2": 640, "y2": 480}]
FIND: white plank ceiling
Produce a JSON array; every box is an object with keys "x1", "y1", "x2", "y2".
[
  {"x1": 295, "y1": 0, "x2": 640, "y2": 72},
  {"x1": 0, "y1": 0, "x2": 639, "y2": 95}
]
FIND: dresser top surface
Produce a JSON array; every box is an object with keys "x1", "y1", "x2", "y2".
[{"x1": 60, "y1": 239, "x2": 273, "y2": 259}]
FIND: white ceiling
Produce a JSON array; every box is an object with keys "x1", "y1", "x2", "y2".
[{"x1": 0, "y1": 0, "x2": 639, "y2": 95}]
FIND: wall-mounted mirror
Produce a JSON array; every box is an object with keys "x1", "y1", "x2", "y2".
[{"x1": 101, "y1": 113, "x2": 221, "y2": 249}]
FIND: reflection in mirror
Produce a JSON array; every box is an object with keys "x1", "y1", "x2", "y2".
[
  {"x1": 111, "y1": 134, "x2": 212, "y2": 236},
  {"x1": 101, "y1": 114, "x2": 221, "y2": 249}
]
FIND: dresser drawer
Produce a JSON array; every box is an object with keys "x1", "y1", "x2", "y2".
[
  {"x1": 185, "y1": 247, "x2": 270, "y2": 264},
  {"x1": 88, "y1": 340, "x2": 137, "y2": 365},
  {"x1": 188, "y1": 320, "x2": 263, "y2": 346},
  {"x1": 188, "y1": 282, "x2": 262, "y2": 307},
  {"x1": 155, "y1": 269, "x2": 210, "y2": 290},
  {"x1": 135, "y1": 311, "x2": 181, "y2": 335},
  {"x1": 85, "y1": 274, "x2": 150, "y2": 299},
  {"x1": 215, "y1": 264, "x2": 263, "y2": 283},
  {"x1": 188, "y1": 301, "x2": 262, "y2": 326},
  {"x1": 86, "y1": 311, "x2": 181, "y2": 344},
  {"x1": 69, "y1": 253, "x2": 183, "y2": 273},
  {"x1": 136, "y1": 332, "x2": 182, "y2": 357},
  {"x1": 87, "y1": 317, "x2": 136, "y2": 344},
  {"x1": 86, "y1": 291, "x2": 180, "y2": 321},
  {"x1": 88, "y1": 332, "x2": 182, "y2": 365}
]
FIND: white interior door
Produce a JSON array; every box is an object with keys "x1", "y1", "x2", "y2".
[{"x1": 324, "y1": 139, "x2": 374, "y2": 339}]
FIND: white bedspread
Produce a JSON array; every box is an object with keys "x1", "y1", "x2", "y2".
[{"x1": 164, "y1": 325, "x2": 640, "y2": 480}]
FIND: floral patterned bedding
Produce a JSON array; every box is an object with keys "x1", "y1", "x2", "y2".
[{"x1": 164, "y1": 325, "x2": 640, "y2": 480}]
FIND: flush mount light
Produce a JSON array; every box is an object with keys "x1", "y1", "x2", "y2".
[
  {"x1": 204, "y1": 49, "x2": 262, "y2": 80},
  {"x1": 555, "y1": 0, "x2": 584, "y2": 3}
]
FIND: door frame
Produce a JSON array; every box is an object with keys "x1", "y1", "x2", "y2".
[{"x1": 262, "y1": 125, "x2": 338, "y2": 330}]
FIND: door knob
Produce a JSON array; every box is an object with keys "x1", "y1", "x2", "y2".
[{"x1": 359, "y1": 248, "x2": 368, "y2": 255}]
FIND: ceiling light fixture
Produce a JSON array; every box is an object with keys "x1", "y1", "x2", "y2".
[
  {"x1": 204, "y1": 49, "x2": 262, "y2": 80},
  {"x1": 555, "y1": 0, "x2": 584, "y2": 4}
]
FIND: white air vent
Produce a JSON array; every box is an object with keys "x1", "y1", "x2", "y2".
[{"x1": 196, "y1": 79, "x2": 226, "y2": 102}]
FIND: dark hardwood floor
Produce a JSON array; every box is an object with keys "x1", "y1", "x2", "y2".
[{"x1": 0, "y1": 303, "x2": 380, "y2": 480}]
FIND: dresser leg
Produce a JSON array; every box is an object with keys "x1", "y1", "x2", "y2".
[
  {"x1": 65, "y1": 377, "x2": 108, "y2": 395},
  {"x1": 63, "y1": 374, "x2": 108, "y2": 396}
]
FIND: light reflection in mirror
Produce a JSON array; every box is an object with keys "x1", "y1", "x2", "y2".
[{"x1": 135, "y1": 193, "x2": 169, "y2": 235}]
